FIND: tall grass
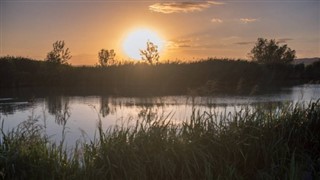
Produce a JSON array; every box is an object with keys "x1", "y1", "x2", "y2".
[{"x1": 1, "y1": 101, "x2": 320, "y2": 179}]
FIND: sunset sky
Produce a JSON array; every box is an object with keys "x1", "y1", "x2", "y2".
[{"x1": 1, "y1": 0, "x2": 319, "y2": 65}]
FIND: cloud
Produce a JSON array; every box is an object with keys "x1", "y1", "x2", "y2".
[
  {"x1": 167, "y1": 38, "x2": 229, "y2": 51},
  {"x1": 234, "y1": 41, "x2": 255, "y2": 45},
  {"x1": 234, "y1": 38, "x2": 292, "y2": 46},
  {"x1": 223, "y1": 36, "x2": 240, "y2": 41},
  {"x1": 166, "y1": 38, "x2": 199, "y2": 49},
  {"x1": 240, "y1": 18, "x2": 258, "y2": 23},
  {"x1": 149, "y1": 1, "x2": 224, "y2": 14},
  {"x1": 278, "y1": 38, "x2": 293, "y2": 43},
  {"x1": 211, "y1": 18, "x2": 223, "y2": 23}
]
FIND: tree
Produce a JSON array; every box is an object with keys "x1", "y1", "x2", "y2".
[
  {"x1": 140, "y1": 41, "x2": 159, "y2": 64},
  {"x1": 250, "y1": 38, "x2": 296, "y2": 64},
  {"x1": 98, "y1": 49, "x2": 116, "y2": 67},
  {"x1": 46, "y1": 40, "x2": 72, "y2": 64}
]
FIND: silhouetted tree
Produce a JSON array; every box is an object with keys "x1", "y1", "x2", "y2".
[
  {"x1": 140, "y1": 41, "x2": 159, "y2": 64},
  {"x1": 98, "y1": 49, "x2": 116, "y2": 67},
  {"x1": 46, "y1": 40, "x2": 72, "y2": 64},
  {"x1": 250, "y1": 38, "x2": 295, "y2": 64}
]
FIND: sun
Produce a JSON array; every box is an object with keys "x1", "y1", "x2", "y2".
[{"x1": 123, "y1": 28, "x2": 164, "y2": 60}]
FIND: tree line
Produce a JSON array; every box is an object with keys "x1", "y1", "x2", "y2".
[
  {"x1": 0, "y1": 38, "x2": 319, "y2": 96},
  {"x1": 0, "y1": 56, "x2": 319, "y2": 96},
  {"x1": 45, "y1": 38, "x2": 296, "y2": 66},
  {"x1": 46, "y1": 40, "x2": 160, "y2": 66}
]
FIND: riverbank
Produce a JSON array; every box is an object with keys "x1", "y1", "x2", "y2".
[
  {"x1": 1, "y1": 56, "x2": 320, "y2": 96},
  {"x1": 1, "y1": 101, "x2": 319, "y2": 179}
]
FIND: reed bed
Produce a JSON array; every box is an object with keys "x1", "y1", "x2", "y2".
[{"x1": 0, "y1": 101, "x2": 319, "y2": 179}]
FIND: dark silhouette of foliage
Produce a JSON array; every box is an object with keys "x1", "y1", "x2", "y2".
[
  {"x1": 304, "y1": 60, "x2": 320, "y2": 82},
  {"x1": 1, "y1": 56, "x2": 319, "y2": 96},
  {"x1": 140, "y1": 41, "x2": 159, "y2": 64},
  {"x1": 98, "y1": 49, "x2": 116, "y2": 67},
  {"x1": 250, "y1": 38, "x2": 296, "y2": 64},
  {"x1": 46, "y1": 41, "x2": 72, "y2": 64}
]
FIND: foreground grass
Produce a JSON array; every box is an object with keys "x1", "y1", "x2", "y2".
[{"x1": 1, "y1": 101, "x2": 320, "y2": 179}]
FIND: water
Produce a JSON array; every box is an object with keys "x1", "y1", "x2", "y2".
[{"x1": 0, "y1": 84, "x2": 319, "y2": 146}]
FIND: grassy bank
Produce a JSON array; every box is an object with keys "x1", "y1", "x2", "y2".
[
  {"x1": 0, "y1": 101, "x2": 320, "y2": 179},
  {"x1": 1, "y1": 56, "x2": 320, "y2": 96}
]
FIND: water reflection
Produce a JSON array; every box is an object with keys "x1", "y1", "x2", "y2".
[
  {"x1": 46, "y1": 96, "x2": 63, "y2": 116},
  {"x1": 1, "y1": 85, "x2": 320, "y2": 117},
  {"x1": 46, "y1": 96, "x2": 71, "y2": 126},
  {"x1": 0, "y1": 98, "x2": 33, "y2": 115},
  {"x1": 44, "y1": 96, "x2": 71, "y2": 145},
  {"x1": 99, "y1": 96, "x2": 117, "y2": 117},
  {"x1": 0, "y1": 84, "x2": 319, "y2": 145}
]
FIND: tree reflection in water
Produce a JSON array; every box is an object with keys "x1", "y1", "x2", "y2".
[
  {"x1": 99, "y1": 97, "x2": 111, "y2": 118},
  {"x1": 46, "y1": 96, "x2": 70, "y2": 145},
  {"x1": 46, "y1": 96, "x2": 70, "y2": 125},
  {"x1": 0, "y1": 99, "x2": 33, "y2": 115}
]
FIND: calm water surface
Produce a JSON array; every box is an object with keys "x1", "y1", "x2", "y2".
[{"x1": 1, "y1": 84, "x2": 319, "y2": 145}]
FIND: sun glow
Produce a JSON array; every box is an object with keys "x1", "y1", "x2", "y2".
[{"x1": 123, "y1": 28, "x2": 165, "y2": 60}]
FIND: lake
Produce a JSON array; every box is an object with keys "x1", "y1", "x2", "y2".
[{"x1": 1, "y1": 84, "x2": 319, "y2": 146}]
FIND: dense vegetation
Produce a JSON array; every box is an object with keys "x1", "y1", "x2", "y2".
[
  {"x1": 0, "y1": 101, "x2": 319, "y2": 179},
  {"x1": 250, "y1": 38, "x2": 296, "y2": 64},
  {"x1": 0, "y1": 56, "x2": 319, "y2": 96}
]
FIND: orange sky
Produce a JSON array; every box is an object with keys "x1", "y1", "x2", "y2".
[{"x1": 1, "y1": 0, "x2": 319, "y2": 65}]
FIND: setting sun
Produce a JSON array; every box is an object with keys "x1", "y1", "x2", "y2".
[
  {"x1": 122, "y1": 28, "x2": 165, "y2": 60},
  {"x1": 1, "y1": 1, "x2": 320, "y2": 178}
]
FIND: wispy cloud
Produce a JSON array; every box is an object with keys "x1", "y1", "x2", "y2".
[
  {"x1": 234, "y1": 41, "x2": 255, "y2": 45},
  {"x1": 223, "y1": 36, "x2": 240, "y2": 41},
  {"x1": 167, "y1": 38, "x2": 229, "y2": 51},
  {"x1": 166, "y1": 38, "x2": 200, "y2": 49},
  {"x1": 240, "y1": 18, "x2": 259, "y2": 24},
  {"x1": 149, "y1": 1, "x2": 224, "y2": 14},
  {"x1": 278, "y1": 38, "x2": 293, "y2": 43},
  {"x1": 211, "y1": 18, "x2": 223, "y2": 23},
  {"x1": 234, "y1": 38, "x2": 292, "y2": 46}
]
